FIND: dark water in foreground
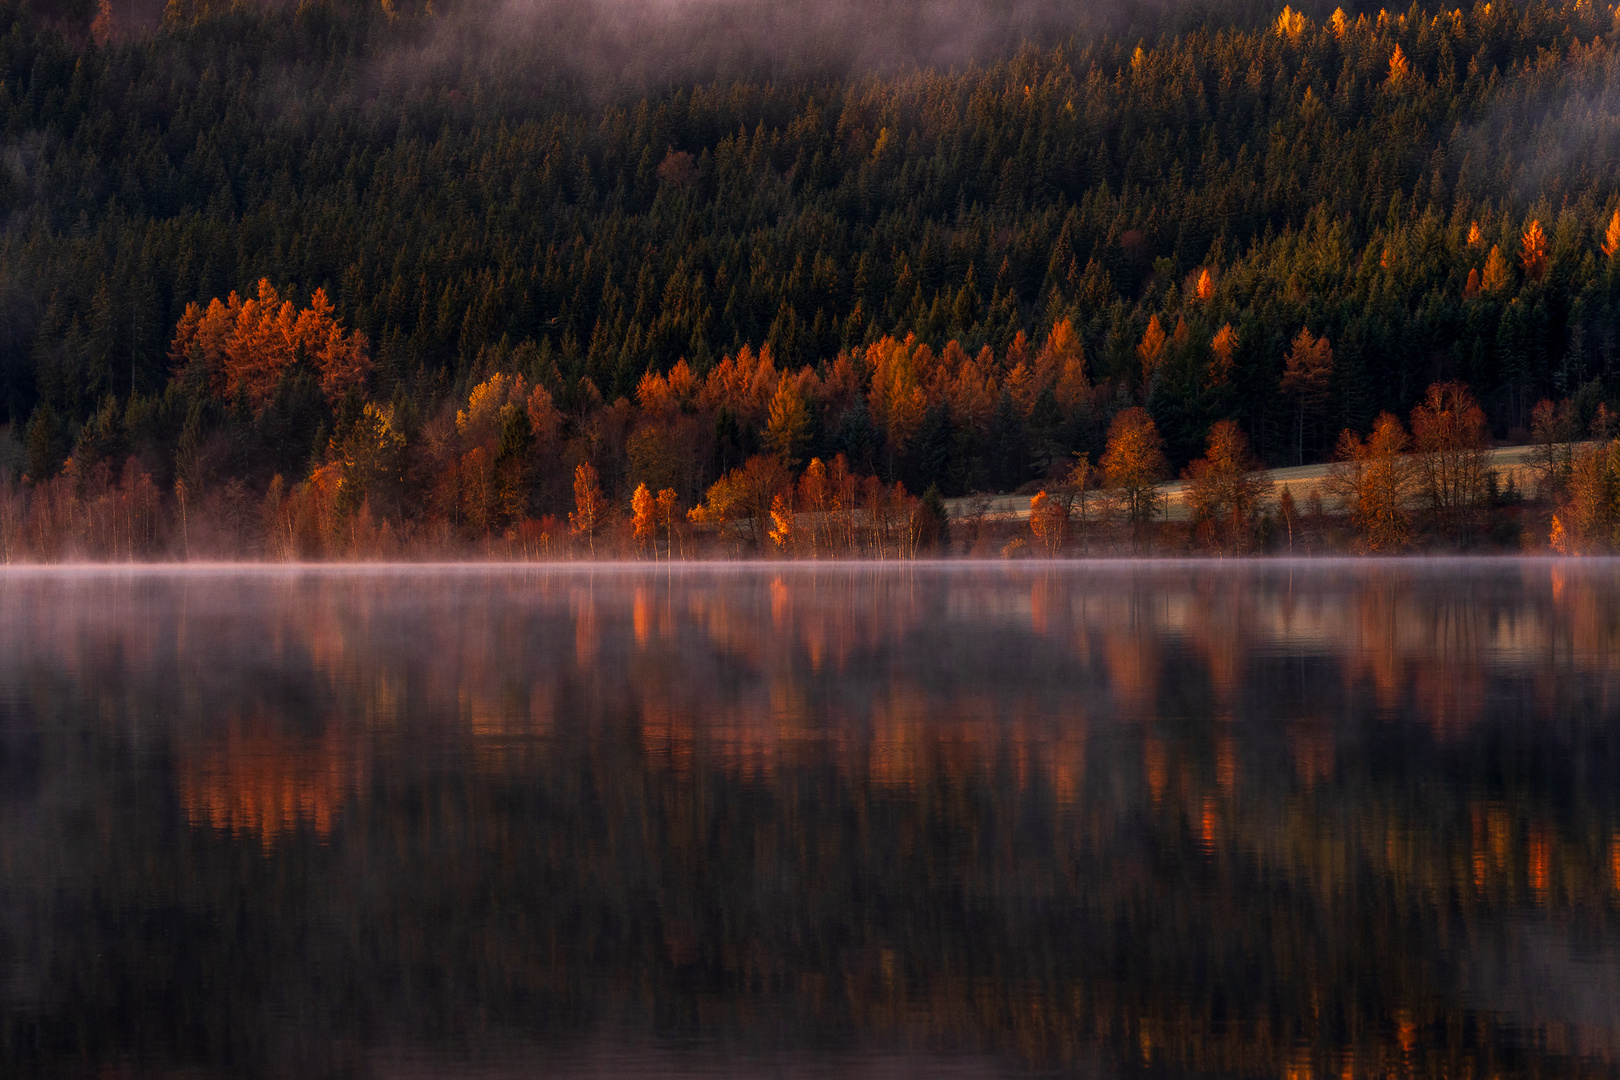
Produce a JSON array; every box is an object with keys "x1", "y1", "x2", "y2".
[{"x1": 1, "y1": 562, "x2": 1619, "y2": 1078}]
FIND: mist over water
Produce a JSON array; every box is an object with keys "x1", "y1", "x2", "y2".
[{"x1": 1, "y1": 562, "x2": 1619, "y2": 1077}]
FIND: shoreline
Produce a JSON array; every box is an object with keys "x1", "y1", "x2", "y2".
[{"x1": 1, "y1": 554, "x2": 1614, "y2": 570}]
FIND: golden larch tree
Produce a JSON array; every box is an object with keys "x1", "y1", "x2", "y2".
[
  {"x1": 1194, "y1": 268, "x2": 1215, "y2": 301},
  {"x1": 570, "y1": 461, "x2": 608, "y2": 557},
  {"x1": 1136, "y1": 315, "x2": 1166, "y2": 401},
  {"x1": 764, "y1": 376, "x2": 812, "y2": 468},
  {"x1": 865, "y1": 335, "x2": 928, "y2": 452},
  {"x1": 1038, "y1": 318, "x2": 1091, "y2": 416},
  {"x1": 631, "y1": 482, "x2": 655, "y2": 557},
  {"x1": 1275, "y1": 6, "x2": 1306, "y2": 41},
  {"x1": 1208, "y1": 323, "x2": 1238, "y2": 388},
  {"x1": 1183, "y1": 419, "x2": 1271, "y2": 554},
  {"x1": 1101, "y1": 406, "x2": 1169, "y2": 542},
  {"x1": 768, "y1": 493, "x2": 795, "y2": 553},
  {"x1": 655, "y1": 487, "x2": 682, "y2": 559},
  {"x1": 1481, "y1": 244, "x2": 1512, "y2": 293},
  {"x1": 169, "y1": 280, "x2": 371, "y2": 410},
  {"x1": 1520, "y1": 219, "x2": 1549, "y2": 281},
  {"x1": 1326, "y1": 412, "x2": 1416, "y2": 552},
  {"x1": 1602, "y1": 210, "x2": 1620, "y2": 259},
  {"x1": 1388, "y1": 45, "x2": 1411, "y2": 84}
]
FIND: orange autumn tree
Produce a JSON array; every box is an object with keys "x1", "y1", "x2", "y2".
[
  {"x1": 654, "y1": 487, "x2": 683, "y2": 558},
  {"x1": 1037, "y1": 318, "x2": 1091, "y2": 416},
  {"x1": 1135, "y1": 315, "x2": 1167, "y2": 401},
  {"x1": 570, "y1": 461, "x2": 608, "y2": 557},
  {"x1": 1100, "y1": 406, "x2": 1169, "y2": 542},
  {"x1": 866, "y1": 334, "x2": 928, "y2": 452},
  {"x1": 1481, "y1": 244, "x2": 1512, "y2": 294},
  {"x1": 1603, "y1": 210, "x2": 1620, "y2": 260},
  {"x1": 1193, "y1": 267, "x2": 1215, "y2": 302},
  {"x1": 1183, "y1": 419, "x2": 1271, "y2": 554},
  {"x1": 1326, "y1": 412, "x2": 1416, "y2": 552},
  {"x1": 1387, "y1": 44, "x2": 1411, "y2": 84},
  {"x1": 689, "y1": 454, "x2": 792, "y2": 551},
  {"x1": 170, "y1": 279, "x2": 370, "y2": 409},
  {"x1": 1028, "y1": 490, "x2": 1068, "y2": 556},
  {"x1": 1520, "y1": 219, "x2": 1549, "y2": 281},
  {"x1": 764, "y1": 376, "x2": 812, "y2": 468},
  {"x1": 631, "y1": 482, "x2": 656, "y2": 557},
  {"x1": 1208, "y1": 323, "x2": 1238, "y2": 388},
  {"x1": 1409, "y1": 381, "x2": 1490, "y2": 543},
  {"x1": 1555, "y1": 441, "x2": 1619, "y2": 553}
]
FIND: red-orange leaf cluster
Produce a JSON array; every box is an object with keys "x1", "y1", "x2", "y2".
[{"x1": 170, "y1": 279, "x2": 371, "y2": 409}]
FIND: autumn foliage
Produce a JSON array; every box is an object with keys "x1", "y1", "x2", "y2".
[
  {"x1": 1183, "y1": 420, "x2": 1270, "y2": 554},
  {"x1": 1100, "y1": 407, "x2": 1168, "y2": 534},
  {"x1": 1327, "y1": 413, "x2": 1416, "y2": 552},
  {"x1": 1409, "y1": 382, "x2": 1490, "y2": 543},
  {"x1": 170, "y1": 280, "x2": 371, "y2": 409}
]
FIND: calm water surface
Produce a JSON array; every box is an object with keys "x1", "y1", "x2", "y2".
[{"x1": 1, "y1": 562, "x2": 1618, "y2": 1078}]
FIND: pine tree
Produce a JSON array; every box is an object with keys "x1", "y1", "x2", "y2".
[{"x1": 1280, "y1": 329, "x2": 1333, "y2": 465}]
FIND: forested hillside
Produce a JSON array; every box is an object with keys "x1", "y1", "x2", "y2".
[{"x1": 1, "y1": 0, "x2": 1620, "y2": 556}]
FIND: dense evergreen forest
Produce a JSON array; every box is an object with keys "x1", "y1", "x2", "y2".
[{"x1": 3, "y1": 0, "x2": 1620, "y2": 556}]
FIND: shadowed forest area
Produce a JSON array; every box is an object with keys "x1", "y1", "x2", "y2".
[{"x1": 5, "y1": 0, "x2": 1620, "y2": 556}]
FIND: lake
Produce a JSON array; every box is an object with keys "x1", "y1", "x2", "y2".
[{"x1": 0, "y1": 562, "x2": 1617, "y2": 1078}]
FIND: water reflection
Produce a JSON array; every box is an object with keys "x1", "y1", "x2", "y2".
[{"x1": 0, "y1": 562, "x2": 1618, "y2": 1077}]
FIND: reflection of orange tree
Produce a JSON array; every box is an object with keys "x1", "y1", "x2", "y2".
[
  {"x1": 23, "y1": 570, "x2": 1620, "y2": 1077},
  {"x1": 257, "y1": 566, "x2": 1620, "y2": 772},
  {"x1": 177, "y1": 717, "x2": 366, "y2": 845},
  {"x1": 621, "y1": 706, "x2": 1620, "y2": 1078}
]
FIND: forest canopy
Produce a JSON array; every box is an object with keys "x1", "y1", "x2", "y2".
[{"x1": 1, "y1": 0, "x2": 1619, "y2": 554}]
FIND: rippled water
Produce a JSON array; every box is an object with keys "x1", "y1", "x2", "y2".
[{"x1": 1, "y1": 561, "x2": 1618, "y2": 1078}]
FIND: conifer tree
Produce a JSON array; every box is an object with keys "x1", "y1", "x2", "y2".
[{"x1": 1280, "y1": 329, "x2": 1333, "y2": 465}]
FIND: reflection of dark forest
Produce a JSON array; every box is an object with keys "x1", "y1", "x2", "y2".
[{"x1": 1, "y1": 564, "x2": 1619, "y2": 1077}]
